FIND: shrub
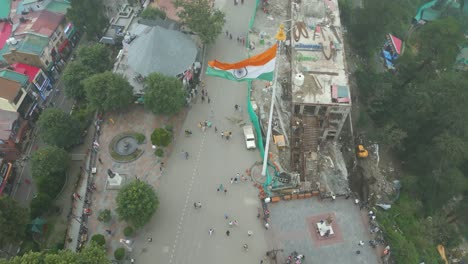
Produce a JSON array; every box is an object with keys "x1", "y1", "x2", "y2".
[
  {"x1": 98, "y1": 209, "x2": 111, "y2": 223},
  {"x1": 114, "y1": 248, "x2": 125, "y2": 260},
  {"x1": 151, "y1": 128, "x2": 172, "y2": 147},
  {"x1": 135, "y1": 133, "x2": 146, "y2": 144},
  {"x1": 123, "y1": 226, "x2": 134, "y2": 237},
  {"x1": 141, "y1": 7, "x2": 166, "y2": 20},
  {"x1": 91, "y1": 234, "x2": 106, "y2": 247},
  {"x1": 155, "y1": 148, "x2": 164, "y2": 157}
]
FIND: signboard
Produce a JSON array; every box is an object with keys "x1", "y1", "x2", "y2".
[
  {"x1": 275, "y1": 172, "x2": 291, "y2": 184},
  {"x1": 33, "y1": 71, "x2": 51, "y2": 92}
]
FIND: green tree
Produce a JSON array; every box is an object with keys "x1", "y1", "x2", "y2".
[
  {"x1": 63, "y1": 61, "x2": 92, "y2": 100},
  {"x1": 30, "y1": 193, "x2": 53, "y2": 218},
  {"x1": 98, "y1": 209, "x2": 111, "y2": 223},
  {"x1": 77, "y1": 43, "x2": 113, "y2": 74},
  {"x1": 91, "y1": 234, "x2": 106, "y2": 247},
  {"x1": 0, "y1": 242, "x2": 111, "y2": 263},
  {"x1": 175, "y1": 0, "x2": 225, "y2": 45},
  {"x1": 114, "y1": 248, "x2": 125, "y2": 260},
  {"x1": 83, "y1": 72, "x2": 134, "y2": 111},
  {"x1": 144, "y1": 73, "x2": 186, "y2": 114},
  {"x1": 0, "y1": 196, "x2": 28, "y2": 247},
  {"x1": 116, "y1": 180, "x2": 159, "y2": 228},
  {"x1": 37, "y1": 108, "x2": 81, "y2": 148},
  {"x1": 67, "y1": 0, "x2": 108, "y2": 39},
  {"x1": 141, "y1": 7, "x2": 167, "y2": 20},
  {"x1": 31, "y1": 146, "x2": 69, "y2": 198},
  {"x1": 151, "y1": 128, "x2": 172, "y2": 147}
]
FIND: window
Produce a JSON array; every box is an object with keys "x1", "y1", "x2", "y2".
[{"x1": 13, "y1": 89, "x2": 24, "y2": 104}]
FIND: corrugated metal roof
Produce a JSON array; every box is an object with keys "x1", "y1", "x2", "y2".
[
  {"x1": 31, "y1": 10, "x2": 65, "y2": 37},
  {"x1": 16, "y1": 33, "x2": 49, "y2": 55},
  {"x1": 127, "y1": 25, "x2": 197, "y2": 77},
  {"x1": 45, "y1": 0, "x2": 71, "y2": 14},
  {"x1": 0, "y1": 0, "x2": 12, "y2": 19},
  {"x1": 11, "y1": 62, "x2": 40, "y2": 82},
  {"x1": 0, "y1": 69, "x2": 29, "y2": 85},
  {"x1": 0, "y1": 22, "x2": 12, "y2": 50}
]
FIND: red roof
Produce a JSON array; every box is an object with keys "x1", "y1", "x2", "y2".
[
  {"x1": 0, "y1": 22, "x2": 12, "y2": 50},
  {"x1": 30, "y1": 10, "x2": 65, "y2": 37},
  {"x1": 389, "y1": 34, "x2": 402, "y2": 55},
  {"x1": 11, "y1": 63, "x2": 40, "y2": 83}
]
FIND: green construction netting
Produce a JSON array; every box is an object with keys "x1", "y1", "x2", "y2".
[{"x1": 246, "y1": 0, "x2": 278, "y2": 190}]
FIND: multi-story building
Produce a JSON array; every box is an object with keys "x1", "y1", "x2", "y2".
[
  {"x1": 0, "y1": 109, "x2": 28, "y2": 162},
  {"x1": 288, "y1": 0, "x2": 351, "y2": 182}
]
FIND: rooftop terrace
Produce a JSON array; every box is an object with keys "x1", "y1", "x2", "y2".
[{"x1": 291, "y1": 0, "x2": 350, "y2": 106}]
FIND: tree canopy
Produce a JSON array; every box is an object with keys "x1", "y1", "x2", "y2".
[
  {"x1": 151, "y1": 128, "x2": 172, "y2": 147},
  {"x1": 63, "y1": 61, "x2": 93, "y2": 100},
  {"x1": 77, "y1": 43, "x2": 113, "y2": 74},
  {"x1": 116, "y1": 180, "x2": 159, "y2": 228},
  {"x1": 37, "y1": 108, "x2": 82, "y2": 149},
  {"x1": 31, "y1": 146, "x2": 69, "y2": 197},
  {"x1": 0, "y1": 196, "x2": 28, "y2": 247},
  {"x1": 67, "y1": 0, "x2": 108, "y2": 39},
  {"x1": 175, "y1": 0, "x2": 225, "y2": 45},
  {"x1": 340, "y1": 2, "x2": 468, "y2": 261},
  {"x1": 83, "y1": 72, "x2": 134, "y2": 111},
  {"x1": 141, "y1": 7, "x2": 167, "y2": 20},
  {"x1": 144, "y1": 73, "x2": 186, "y2": 114},
  {"x1": 0, "y1": 242, "x2": 110, "y2": 264}
]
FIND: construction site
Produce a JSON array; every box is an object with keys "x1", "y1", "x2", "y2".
[{"x1": 248, "y1": 0, "x2": 398, "y2": 202}]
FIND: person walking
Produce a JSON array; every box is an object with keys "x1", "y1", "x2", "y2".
[
  {"x1": 147, "y1": 237, "x2": 153, "y2": 242},
  {"x1": 215, "y1": 126, "x2": 218, "y2": 133},
  {"x1": 235, "y1": 104, "x2": 239, "y2": 111},
  {"x1": 247, "y1": 230, "x2": 253, "y2": 236},
  {"x1": 105, "y1": 229, "x2": 112, "y2": 235},
  {"x1": 201, "y1": 95, "x2": 205, "y2": 103},
  {"x1": 98, "y1": 158, "x2": 103, "y2": 164},
  {"x1": 208, "y1": 97, "x2": 211, "y2": 103},
  {"x1": 224, "y1": 189, "x2": 228, "y2": 195},
  {"x1": 226, "y1": 230, "x2": 230, "y2": 236},
  {"x1": 185, "y1": 152, "x2": 189, "y2": 159},
  {"x1": 243, "y1": 244, "x2": 249, "y2": 251},
  {"x1": 221, "y1": 131, "x2": 224, "y2": 139},
  {"x1": 230, "y1": 178, "x2": 234, "y2": 184},
  {"x1": 219, "y1": 184, "x2": 224, "y2": 191},
  {"x1": 224, "y1": 213, "x2": 229, "y2": 219}
]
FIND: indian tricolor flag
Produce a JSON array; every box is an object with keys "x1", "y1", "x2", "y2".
[{"x1": 206, "y1": 44, "x2": 277, "y2": 82}]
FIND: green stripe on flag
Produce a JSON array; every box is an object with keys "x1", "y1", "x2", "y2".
[{"x1": 206, "y1": 67, "x2": 274, "y2": 82}]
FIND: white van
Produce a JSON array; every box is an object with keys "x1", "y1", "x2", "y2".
[{"x1": 243, "y1": 125, "x2": 256, "y2": 149}]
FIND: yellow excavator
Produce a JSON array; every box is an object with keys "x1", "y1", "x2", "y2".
[{"x1": 357, "y1": 144, "x2": 369, "y2": 158}]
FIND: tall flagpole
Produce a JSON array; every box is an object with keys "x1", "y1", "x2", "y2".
[{"x1": 262, "y1": 24, "x2": 286, "y2": 176}]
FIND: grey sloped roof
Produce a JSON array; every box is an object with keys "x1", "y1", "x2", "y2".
[{"x1": 127, "y1": 25, "x2": 197, "y2": 77}]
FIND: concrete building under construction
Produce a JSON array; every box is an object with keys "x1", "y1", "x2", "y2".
[{"x1": 289, "y1": 0, "x2": 351, "y2": 183}]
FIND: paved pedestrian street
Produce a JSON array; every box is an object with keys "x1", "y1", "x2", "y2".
[{"x1": 85, "y1": 0, "x2": 270, "y2": 263}]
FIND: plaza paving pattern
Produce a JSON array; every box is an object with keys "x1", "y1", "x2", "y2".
[{"x1": 268, "y1": 199, "x2": 380, "y2": 264}]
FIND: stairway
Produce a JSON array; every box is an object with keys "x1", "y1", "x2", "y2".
[
  {"x1": 301, "y1": 115, "x2": 320, "y2": 185},
  {"x1": 302, "y1": 116, "x2": 320, "y2": 152}
]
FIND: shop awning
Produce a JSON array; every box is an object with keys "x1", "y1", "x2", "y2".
[
  {"x1": 0, "y1": 162, "x2": 13, "y2": 195},
  {"x1": 58, "y1": 39, "x2": 69, "y2": 53},
  {"x1": 388, "y1": 34, "x2": 402, "y2": 55}
]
